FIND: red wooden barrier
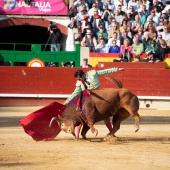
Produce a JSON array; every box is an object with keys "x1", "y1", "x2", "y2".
[{"x1": 0, "y1": 66, "x2": 170, "y2": 106}]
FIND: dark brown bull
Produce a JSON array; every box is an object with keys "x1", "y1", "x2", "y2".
[{"x1": 50, "y1": 79, "x2": 141, "y2": 140}]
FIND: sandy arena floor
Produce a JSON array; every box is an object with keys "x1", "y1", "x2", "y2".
[{"x1": 0, "y1": 106, "x2": 170, "y2": 170}]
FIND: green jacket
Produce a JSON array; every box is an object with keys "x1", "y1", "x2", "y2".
[
  {"x1": 65, "y1": 68, "x2": 119, "y2": 104},
  {"x1": 132, "y1": 43, "x2": 144, "y2": 54}
]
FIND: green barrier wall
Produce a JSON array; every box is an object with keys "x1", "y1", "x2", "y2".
[{"x1": 0, "y1": 43, "x2": 80, "y2": 67}]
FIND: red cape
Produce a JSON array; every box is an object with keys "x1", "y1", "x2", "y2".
[{"x1": 19, "y1": 102, "x2": 66, "y2": 141}]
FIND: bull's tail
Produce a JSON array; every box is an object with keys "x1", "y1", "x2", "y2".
[
  {"x1": 105, "y1": 77, "x2": 123, "y2": 88},
  {"x1": 49, "y1": 117, "x2": 57, "y2": 127}
]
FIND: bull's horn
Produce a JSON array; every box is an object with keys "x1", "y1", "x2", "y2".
[{"x1": 49, "y1": 117, "x2": 57, "y2": 127}]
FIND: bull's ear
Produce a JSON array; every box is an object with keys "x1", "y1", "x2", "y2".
[{"x1": 58, "y1": 115, "x2": 63, "y2": 120}]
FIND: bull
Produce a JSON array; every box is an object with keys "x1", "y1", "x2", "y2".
[{"x1": 50, "y1": 78, "x2": 141, "y2": 141}]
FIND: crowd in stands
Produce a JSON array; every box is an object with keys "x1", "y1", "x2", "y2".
[{"x1": 68, "y1": 0, "x2": 170, "y2": 62}]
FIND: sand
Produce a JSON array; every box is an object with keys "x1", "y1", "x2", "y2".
[{"x1": 0, "y1": 106, "x2": 170, "y2": 170}]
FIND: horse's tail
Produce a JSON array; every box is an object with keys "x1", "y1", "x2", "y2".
[{"x1": 105, "y1": 77, "x2": 123, "y2": 88}]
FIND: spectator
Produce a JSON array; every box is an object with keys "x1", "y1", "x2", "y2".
[
  {"x1": 77, "y1": 22, "x2": 95, "y2": 42},
  {"x1": 119, "y1": 20, "x2": 131, "y2": 34},
  {"x1": 125, "y1": 9, "x2": 134, "y2": 26},
  {"x1": 105, "y1": 15, "x2": 113, "y2": 33},
  {"x1": 120, "y1": 30, "x2": 132, "y2": 45},
  {"x1": 148, "y1": 26, "x2": 157, "y2": 40},
  {"x1": 95, "y1": 0, "x2": 103, "y2": 11},
  {"x1": 148, "y1": 10, "x2": 160, "y2": 26},
  {"x1": 97, "y1": 33, "x2": 104, "y2": 43},
  {"x1": 128, "y1": 6, "x2": 137, "y2": 21},
  {"x1": 149, "y1": 0, "x2": 162, "y2": 13},
  {"x1": 74, "y1": 6, "x2": 89, "y2": 33},
  {"x1": 95, "y1": 38, "x2": 109, "y2": 53},
  {"x1": 110, "y1": 18, "x2": 119, "y2": 27},
  {"x1": 138, "y1": 0, "x2": 150, "y2": 11},
  {"x1": 96, "y1": 25, "x2": 108, "y2": 42},
  {"x1": 109, "y1": 39, "x2": 120, "y2": 53},
  {"x1": 81, "y1": 29, "x2": 97, "y2": 52},
  {"x1": 142, "y1": 51, "x2": 157, "y2": 63},
  {"x1": 132, "y1": 22, "x2": 142, "y2": 36},
  {"x1": 104, "y1": 0, "x2": 115, "y2": 12},
  {"x1": 88, "y1": 3, "x2": 101, "y2": 18},
  {"x1": 144, "y1": 16, "x2": 157, "y2": 29},
  {"x1": 82, "y1": 3, "x2": 88, "y2": 13},
  {"x1": 145, "y1": 39, "x2": 158, "y2": 54},
  {"x1": 137, "y1": 28, "x2": 144, "y2": 41},
  {"x1": 119, "y1": 39, "x2": 132, "y2": 62},
  {"x1": 162, "y1": 16, "x2": 170, "y2": 32},
  {"x1": 108, "y1": 32, "x2": 120, "y2": 47},
  {"x1": 156, "y1": 21, "x2": 164, "y2": 34},
  {"x1": 81, "y1": 58, "x2": 92, "y2": 67},
  {"x1": 114, "y1": 10, "x2": 123, "y2": 27},
  {"x1": 85, "y1": 22, "x2": 94, "y2": 33},
  {"x1": 141, "y1": 5, "x2": 150, "y2": 18},
  {"x1": 61, "y1": 62, "x2": 73, "y2": 67},
  {"x1": 138, "y1": 8, "x2": 147, "y2": 26},
  {"x1": 144, "y1": 22, "x2": 157, "y2": 34},
  {"x1": 108, "y1": 24, "x2": 120, "y2": 39},
  {"x1": 142, "y1": 31, "x2": 152, "y2": 50},
  {"x1": 165, "y1": 0, "x2": 170, "y2": 7},
  {"x1": 90, "y1": 8, "x2": 101, "y2": 32},
  {"x1": 48, "y1": 62, "x2": 57, "y2": 67},
  {"x1": 114, "y1": 0, "x2": 127, "y2": 13},
  {"x1": 156, "y1": 34, "x2": 163, "y2": 46},
  {"x1": 74, "y1": 0, "x2": 89, "y2": 12},
  {"x1": 101, "y1": 4, "x2": 111, "y2": 26},
  {"x1": 160, "y1": 10, "x2": 168, "y2": 20},
  {"x1": 153, "y1": 6, "x2": 161, "y2": 18},
  {"x1": 160, "y1": 26, "x2": 170, "y2": 42},
  {"x1": 131, "y1": 14, "x2": 141, "y2": 29},
  {"x1": 47, "y1": 23, "x2": 62, "y2": 52},
  {"x1": 74, "y1": 6, "x2": 89, "y2": 22},
  {"x1": 155, "y1": 39, "x2": 169, "y2": 62},
  {"x1": 86, "y1": 0, "x2": 94, "y2": 9},
  {"x1": 134, "y1": 33, "x2": 142, "y2": 43},
  {"x1": 132, "y1": 37, "x2": 144, "y2": 62},
  {"x1": 128, "y1": 0, "x2": 139, "y2": 12},
  {"x1": 117, "y1": 5, "x2": 125, "y2": 15}
]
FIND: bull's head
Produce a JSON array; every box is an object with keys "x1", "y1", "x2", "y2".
[{"x1": 50, "y1": 115, "x2": 76, "y2": 137}]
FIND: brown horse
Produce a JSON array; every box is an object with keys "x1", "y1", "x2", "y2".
[{"x1": 50, "y1": 78, "x2": 141, "y2": 140}]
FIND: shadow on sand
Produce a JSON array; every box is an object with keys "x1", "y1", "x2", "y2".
[{"x1": 0, "y1": 115, "x2": 170, "y2": 128}]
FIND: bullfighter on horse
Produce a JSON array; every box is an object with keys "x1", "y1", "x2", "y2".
[{"x1": 64, "y1": 67, "x2": 125, "y2": 138}]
